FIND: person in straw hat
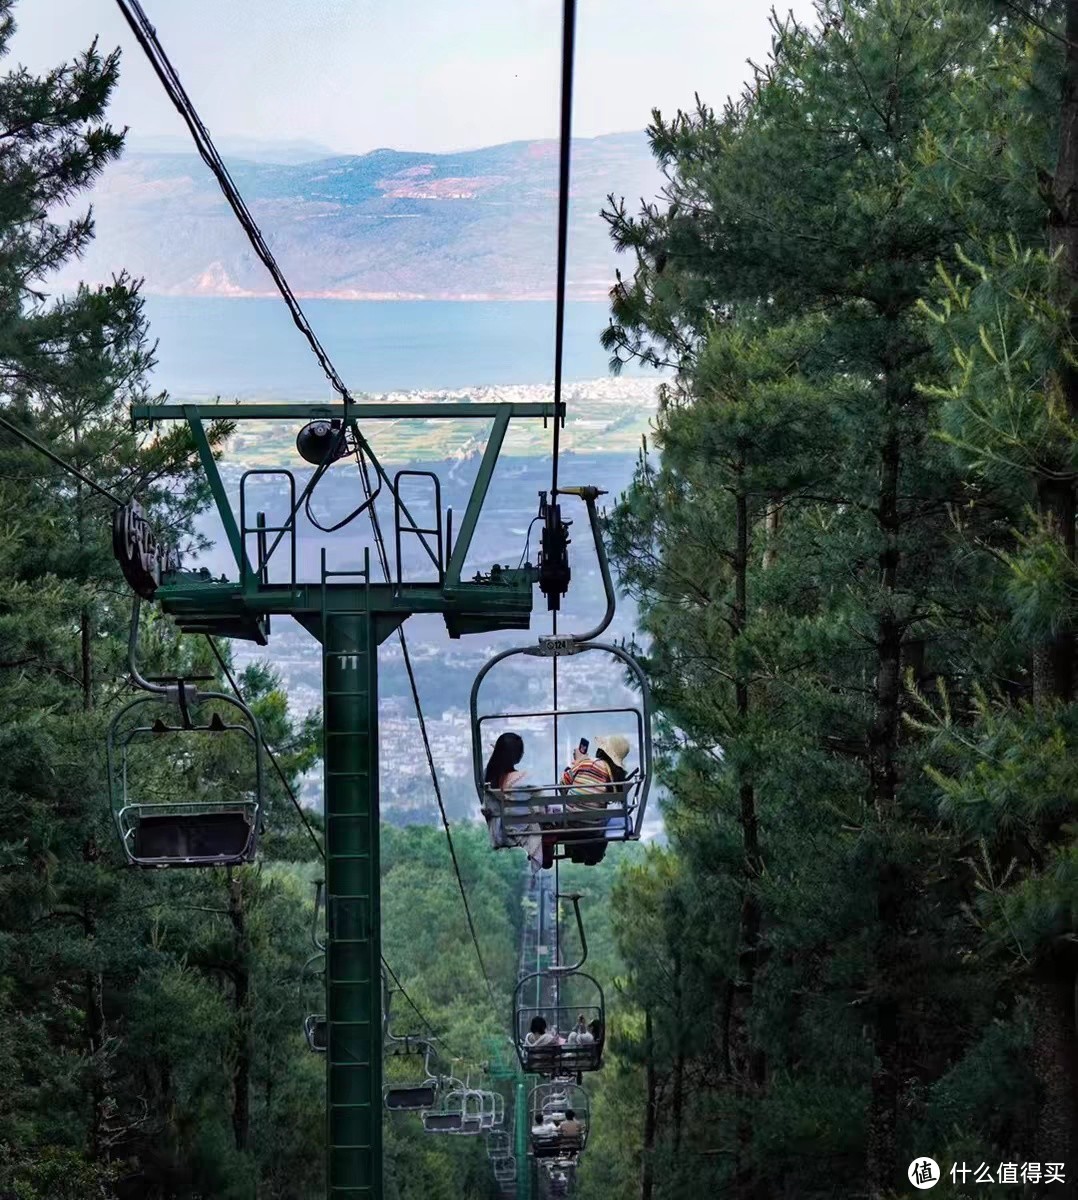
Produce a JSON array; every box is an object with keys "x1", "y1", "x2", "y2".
[{"x1": 541, "y1": 733, "x2": 632, "y2": 868}]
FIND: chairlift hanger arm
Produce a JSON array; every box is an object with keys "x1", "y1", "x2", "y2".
[
  {"x1": 552, "y1": 892, "x2": 587, "y2": 974},
  {"x1": 126, "y1": 596, "x2": 211, "y2": 700},
  {"x1": 312, "y1": 879, "x2": 325, "y2": 952},
  {"x1": 553, "y1": 487, "x2": 616, "y2": 644}
]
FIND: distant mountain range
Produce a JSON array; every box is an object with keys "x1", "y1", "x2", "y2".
[{"x1": 64, "y1": 132, "x2": 660, "y2": 301}]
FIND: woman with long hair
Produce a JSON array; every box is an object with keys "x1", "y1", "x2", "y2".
[
  {"x1": 484, "y1": 731, "x2": 525, "y2": 794},
  {"x1": 483, "y1": 731, "x2": 543, "y2": 869}
]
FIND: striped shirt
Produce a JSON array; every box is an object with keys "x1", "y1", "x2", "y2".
[{"x1": 561, "y1": 756, "x2": 614, "y2": 808}]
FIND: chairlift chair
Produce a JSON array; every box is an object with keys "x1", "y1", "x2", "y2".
[
  {"x1": 304, "y1": 1013, "x2": 327, "y2": 1053},
  {"x1": 384, "y1": 1041, "x2": 442, "y2": 1112},
  {"x1": 108, "y1": 685, "x2": 264, "y2": 867},
  {"x1": 108, "y1": 599, "x2": 265, "y2": 868},
  {"x1": 514, "y1": 894, "x2": 605, "y2": 1075},
  {"x1": 421, "y1": 1080, "x2": 484, "y2": 1135},
  {"x1": 472, "y1": 639, "x2": 652, "y2": 860},
  {"x1": 471, "y1": 492, "x2": 652, "y2": 866},
  {"x1": 492, "y1": 1155, "x2": 517, "y2": 1184},
  {"x1": 487, "y1": 1130, "x2": 511, "y2": 1159},
  {"x1": 478, "y1": 1088, "x2": 504, "y2": 1131},
  {"x1": 300, "y1": 884, "x2": 327, "y2": 1052},
  {"x1": 529, "y1": 1080, "x2": 589, "y2": 1159},
  {"x1": 484, "y1": 1128, "x2": 511, "y2": 1156}
]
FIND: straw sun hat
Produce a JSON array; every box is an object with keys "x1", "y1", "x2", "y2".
[{"x1": 595, "y1": 734, "x2": 631, "y2": 768}]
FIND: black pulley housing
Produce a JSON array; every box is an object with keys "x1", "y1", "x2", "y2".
[
  {"x1": 296, "y1": 418, "x2": 349, "y2": 465},
  {"x1": 537, "y1": 494, "x2": 571, "y2": 610}
]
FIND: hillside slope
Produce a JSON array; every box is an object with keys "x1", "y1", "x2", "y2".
[{"x1": 63, "y1": 132, "x2": 659, "y2": 300}]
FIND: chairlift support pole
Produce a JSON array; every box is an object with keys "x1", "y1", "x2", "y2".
[{"x1": 122, "y1": 400, "x2": 556, "y2": 1200}]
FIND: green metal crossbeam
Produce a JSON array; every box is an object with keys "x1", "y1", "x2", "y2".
[
  {"x1": 155, "y1": 576, "x2": 536, "y2": 642},
  {"x1": 133, "y1": 401, "x2": 558, "y2": 422}
]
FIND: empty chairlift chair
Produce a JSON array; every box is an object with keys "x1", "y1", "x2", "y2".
[
  {"x1": 381, "y1": 971, "x2": 444, "y2": 1112},
  {"x1": 477, "y1": 1088, "x2": 504, "y2": 1132},
  {"x1": 384, "y1": 1041, "x2": 442, "y2": 1112},
  {"x1": 421, "y1": 1081, "x2": 484, "y2": 1135},
  {"x1": 108, "y1": 681, "x2": 264, "y2": 868},
  {"x1": 492, "y1": 1154, "x2": 517, "y2": 1186},
  {"x1": 300, "y1": 882, "x2": 328, "y2": 1052},
  {"x1": 487, "y1": 1130, "x2": 511, "y2": 1160}
]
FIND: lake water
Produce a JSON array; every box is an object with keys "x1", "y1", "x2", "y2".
[{"x1": 144, "y1": 296, "x2": 640, "y2": 397}]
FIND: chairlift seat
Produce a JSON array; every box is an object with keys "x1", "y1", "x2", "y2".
[
  {"x1": 534, "y1": 1134, "x2": 581, "y2": 1159},
  {"x1": 132, "y1": 810, "x2": 254, "y2": 863},
  {"x1": 523, "y1": 1039, "x2": 602, "y2": 1075},
  {"x1": 423, "y1": 1112, "x2": 465, "y2": 1133},
  {"x1": 385, "y1": 1084, "x2": 438, "y2": 1111}
]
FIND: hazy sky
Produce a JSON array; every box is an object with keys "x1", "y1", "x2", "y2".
[{"x1": 14, "y1": 0, "x2": 819, "y2": 155}]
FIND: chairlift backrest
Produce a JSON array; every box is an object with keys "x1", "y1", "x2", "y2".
[{"x1": 385, "y1": 1083, "x2": 439, "y2": 1111}]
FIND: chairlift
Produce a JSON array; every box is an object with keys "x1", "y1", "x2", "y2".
[
  {"x1": 514, "y1": 894, "x2": 605, "y2": 1075},
  {"x1": 381, "y1": 969, "x2": 444, "y2": 1110},
  {"x1": 421, "y1": 1079, "x2": 484, "y2": 1135},
  {"x1": 471, "y1": 489, "x2": 653, "y2": 866},
  {"x1": 384, "y1": 1042, "x2": 442, "y2": 1112},
  {"x1": 538, "y1": 1158, "x2": 575, "y2": 1199},
  {"x1": 304, "y1": 1012, "x2": 327, "y2": 1053},
  {"x1": 492, "y1": 1154, "x2": 517, "y2": 1184},
  {"x1": 107, "y1": 601, "x2": 265, "y2": 868},
  {"x1": 529, "y1": 1080, "x2": 589, "y2": 1159},
  {"x1": 301, "y1": 883, "x2": 326, "y2": 1052},
  {"x1": 478, "y1": 1088, "x2": 505, "y2": 1131},
  {"x1": 487, "y1": 1130, "x2": 511, "y2": 1159}
]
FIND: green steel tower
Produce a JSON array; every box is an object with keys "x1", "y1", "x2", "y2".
[{"x1": 123, "y1": 399, "x2": 554, "y2": 1197}]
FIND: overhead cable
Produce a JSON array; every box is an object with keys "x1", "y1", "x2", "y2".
[
  {"x1": 113, "y1": 0, "x2": 353, "y2": 403},
  {"x1": 549, "y1": 0, "x2": 577, "y2": 499},
  {"x1": 0, "y1": 414, "x2": 124, "y2": 505}
]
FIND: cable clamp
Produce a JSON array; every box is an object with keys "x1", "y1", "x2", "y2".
[{"x1": 533, "y1": 634, "x2": 584, "y2": 657}]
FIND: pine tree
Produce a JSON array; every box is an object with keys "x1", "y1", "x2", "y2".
[
  {"x1": 602, "y1": 3, "x2": 1040, "y2": 1195},
  {"x1": 0, "y1": 3, "x2": 231, "y2": 1191}
]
